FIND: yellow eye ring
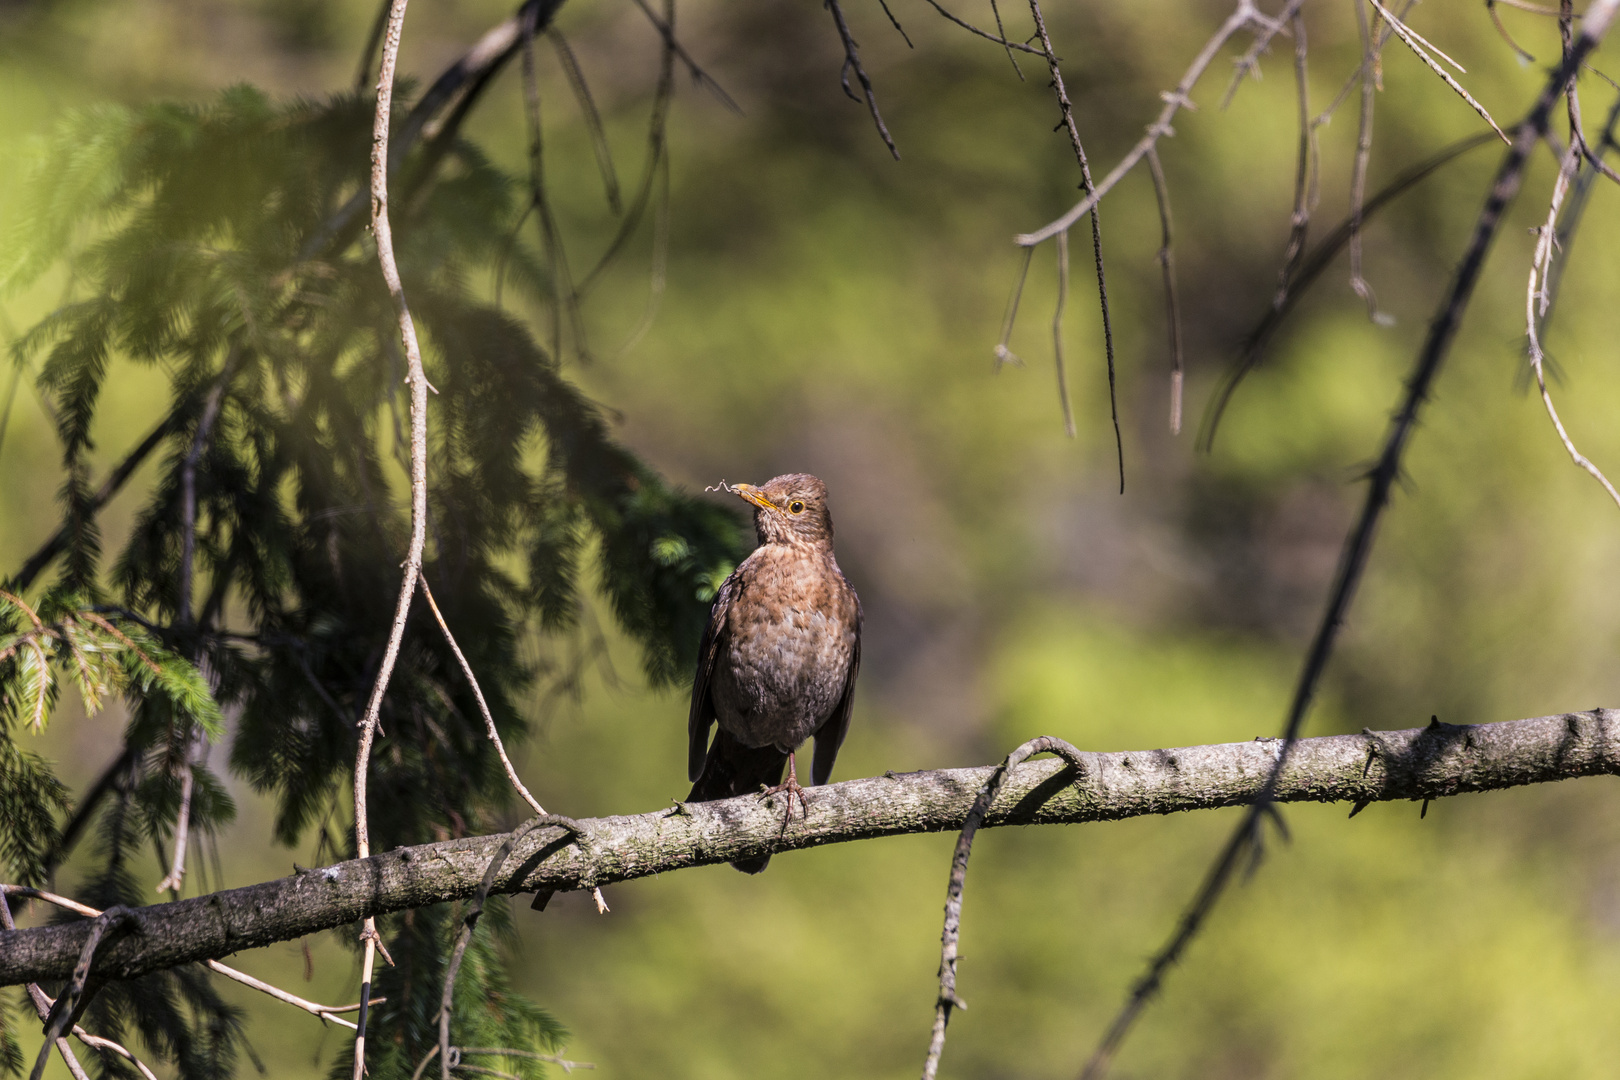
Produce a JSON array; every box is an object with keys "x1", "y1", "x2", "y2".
[{"x1": 788, "y1": 500, "x2": 806, "y2": 514}]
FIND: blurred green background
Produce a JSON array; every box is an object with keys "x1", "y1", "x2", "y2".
[{"x1": 6, "y1": 0, "x2": 1620, "y2": 1076}]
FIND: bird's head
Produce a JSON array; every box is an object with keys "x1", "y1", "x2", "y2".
[{"x1": 728, "y1": 474, "x2": 834, "y2": 548}]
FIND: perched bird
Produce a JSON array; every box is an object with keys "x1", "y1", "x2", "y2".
[{"x1": 687, "y1": 473, "x2": 862, "y2": 873}]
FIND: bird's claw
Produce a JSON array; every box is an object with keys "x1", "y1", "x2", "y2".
[{"x1": 759, "y1": 775, "x2": 810, "y2": 830}]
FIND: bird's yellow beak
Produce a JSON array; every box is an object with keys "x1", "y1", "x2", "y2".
[{"x1": 731, "y1": 484, "x2": 774, "y2": 511}]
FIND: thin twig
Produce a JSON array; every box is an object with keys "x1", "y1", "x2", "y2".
[
  {"x1": 355, "y1": 0, "x2": 432, "y2": 1073},
  {"x1": 356, "y1": 0, "x2": 394, "y2": 88},
  {"x1": 1016, "y1": 0, "x2": 1260, "y2": 247},
  {"x1": 520, "y1": 3, "x2": 587, "y2": 362},
  {"x1": 1487, "y1": 0, "x2": 1539, "y2": 64},
  {"x1": 419, "y1": 578, "x2": 546, "y2": 817},
  {"x1": 1366, "y1": 0, "x2": 1510, "y2": 142},
  {"x1": 625, "y1": 0, "x2": 742, "y2": 113},
  {"x1": 1525, "y1": 147, "x2": 1620, "y2": 510},
  {"x1": 917, "y1": 0, "x2": 1046, "y2": 56},
  {"x1": 986, "y1": 0, "x2": 1022, "y2": 77},
  {"x1": 1082, "y1": 16, "x2": 1620, "y2": 1075},
  {"x1": 1201, "y1": 128, "x2": 1504, "y2": 448},
  {"x1": 157, "y1": 352, "x2": 237, "y2": 897},
  {"x1": 827, "y1": 0, "x2": 901, "y2": 159},
  {"x1": 1349, "y1": 0, "x2": 1381, "y2": 318},
  {"x1": 1051, "y1": 231, "x2": 1076, "y2": 438},
  {"x1": 548, "y1": 30, "x2": 622, "y2": 214},
  {"x1": 577, "y1": 0, "x2": 677, "y2": 297},
  {"x1": 920, "y1": 737, "x2": 1086, "y2": 1080},
  {"x1": 1276, "y1": 6, "x2": 1316, "y2": 306},
  {"x1": 1542, "y1": 89, "x2": 1620, "y2": 332},
  {"x1": 992, "y1": 249, "x2": 1035, "y2": 369},
  {"x1": 28, "y1": 907, "x2": 136, "y2": 1080},
  {"x1": 1143, "y1": 148, "x2": 1185, "y2": 434},
  {"x1": 438, "y1": 816, "x2": 582, "y2": 1080},
  {"x1": 1027, "y1": 0, "x2": 1122, "y2": 487},
  {"x1": 1220, "y1": 0, "x2": 1307, "y2": 109},
  {"x1": 0, "y1": 889, "x2": 93, "y2": 1080},
  {"x1": 878, "y1": 0, "x2": 915, "y2": 48}
]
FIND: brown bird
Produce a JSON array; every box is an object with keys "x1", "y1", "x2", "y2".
[{"x1": 687, "y1": 473, "x2": 862, "y2": 873}]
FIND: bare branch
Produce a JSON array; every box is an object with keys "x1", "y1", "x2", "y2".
[
  {"x1": 1201, "y1": 128, "x2": 1503, "y2": 448},
  {"x1": 1051, "y1": 230, "x2": 1076, "y2": 438},
  {"x1": 546, "y1": 30, "x2": 623, "y2": 215},
  {"x1": 917, "y1": 0, "x2": 1046, "y2": 58},
  {"x1": 1026, "y1": 0, "x2": 1122, "y2": 488},
  {"x1": 1084, "y1": 15, "x2": 1620, "y2": 1074},
  {"x1": 1525, "y1": 147, "x2": 1620, "y2": 511},
  {"x1": 355, "y1": 0, "x2": 433, "y2": 1072},
  {"x1": 1015, "y1": 0, "x2": 1260, "y2": 247},
  {"x1": 1144, "y1": 148, "x2": 1185, "y2": 434},
  {"x1": 1366, "y1": 0, "x2": 1509, "y2": 142},
  {"x1": 9, "y1": 708, "x2": 1620, "y2": 989},
  {"x1": 827, "y1": 0, "x2": 902, "y2": 159}
]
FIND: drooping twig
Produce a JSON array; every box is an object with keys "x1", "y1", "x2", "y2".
[
  {"x1": 1050, "y1": 230, "x2": 1076, "y2": 437},
  {"x1": 1143, "y1": 147, "x2": 1185, "y2": 434},
  {"x1": 0, "y1": 889, "x2": 93, "y2": 1080},
  {"x1": 920, "y1": 737, "x2": 1086, "y2": 1080},
  {"x1": 1081, "y1": 16, "x2": 1620, "y2": 1076},
  {"x1": 1200, "y1": 128, "x2": 1503, "y2": 448},
  {"x1": 827, "y1": 0, "x2": 902, "y2": 160},
  {"x1": 1349, "y1": 0, "x2": 1382, "y2": 318},
  {"x1": 156, "y1": 350, "x2": 237, "y2": 897},
  {"x1": 520, "y1": 2, "x2": 587, "y2": 362},
  {"x1": 438, "y1": 816, "x2": 582, "y2": 1080},
  {"x1": 355, "y1": 0, "x2": 394, "y2": 89},
  {"x1": 1524, "y1": 146, "x2": 1620, "y2": 511},
  {"x1": 878, "y1": 0, "x2": 915, "y2": 49},
  {"x1": 1276, "y1": 6, "x2": 1316, "y2": 305},
  {"x1": 625, "y1": 0, "x2": 741, "y2": 113},
  {"x1": 27, "y1": 906, "x2": 136, "y2": 1080},
  {"x1": 1541, "y1": 89, "x2": 1620, "y2": 332},
  {"x1": 355, "y1": 0, "x2": 432, "y2": 1073},
  {"x1": 1026, "y1": 0, "x2": 1122, "y2": 489},
  {"x1": 917, "y1": 0, "x2": 1045, "y2": 56},
  {"x1": 992, "y1": 247, "x2": 1034, "y2": 369},
  {"x1": 548, "y1": 29, "x2": 623, "y2": 214},
  {"x1": 1488, "y1": 0, "x2": 1540, "y2": 63},
  {"x1": 578, "y1": 0, "x2": 676, "y2": 298},
  {"x1": 1016, "y1": 0, "x2": 1261, "y2": 247}
]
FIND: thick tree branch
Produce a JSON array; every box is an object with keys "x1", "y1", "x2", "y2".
[{"x1": 4, "y1": 709, "x2": 1617, "y2": 987}]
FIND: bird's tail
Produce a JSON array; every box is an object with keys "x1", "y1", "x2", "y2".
[{"x1": 687, "y1": 729, "x2": 788, "y2": 874}]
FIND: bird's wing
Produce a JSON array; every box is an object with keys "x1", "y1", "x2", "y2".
[
  {"x1": 688, "y1": 569, "x2": 740, "y2": 782},
  {"x1": 811, "y1": 589, "x2": 862, "y2": 787}
]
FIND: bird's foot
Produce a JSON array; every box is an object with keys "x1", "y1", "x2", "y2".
[{"x1": 759, "y1": 757, "x2": 810, "y2": 829}]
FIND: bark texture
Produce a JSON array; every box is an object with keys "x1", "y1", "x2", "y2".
[{"x1": 4, "y1": 709, "x2": 1617, "y2": 986}]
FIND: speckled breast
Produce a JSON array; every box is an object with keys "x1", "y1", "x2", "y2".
[{"x1": 710, "y1": 546, "x2": 858, "y2": 752}]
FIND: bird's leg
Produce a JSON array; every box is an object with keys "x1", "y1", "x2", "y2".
[{"x1": 760, "y1": 751, "x2": 810, "y2": 827}]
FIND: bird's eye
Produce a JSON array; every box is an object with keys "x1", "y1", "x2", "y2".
[{"x1": 788, "y1": 500, "x2": 806, "y2": 514}]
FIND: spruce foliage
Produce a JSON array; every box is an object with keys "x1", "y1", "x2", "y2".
[{"x1": 0, "y1": 85, "x2": 744, "y2": 1078}]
